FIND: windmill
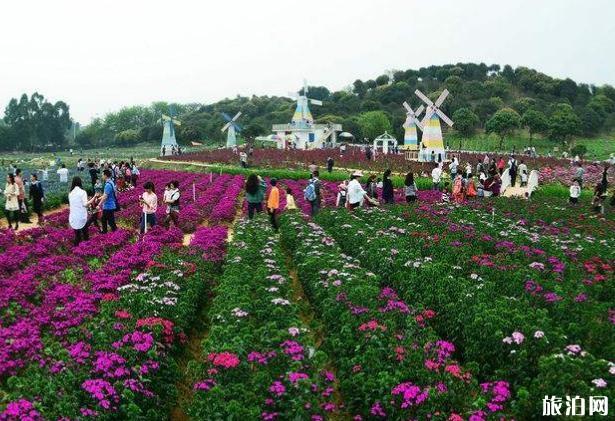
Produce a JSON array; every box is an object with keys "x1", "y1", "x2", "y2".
[
  {"x1": 401, "y1": 102, "x2": 424, "y2": 150},
  {"x1": 159, "y1": 105, "x2": 181, "y2": 156},
  {"x1": 288, "y1": 79, "x2": 323, "y2": 128},
  {"x1": 221, "y1": 111, "x2": 242, "y2": 148},
  {"x1": 415, "y1": 89, "x2": 454, "y2": 162}
]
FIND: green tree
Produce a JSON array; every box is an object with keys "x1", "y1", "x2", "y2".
[
  {"x1": 521, "y1": 109, "x2": 548, "y2": 144},
  {"x1": 548, "y1": 103, "x2": 581, "y2": 142},
  {"x1": 452, "y1": 107, "x2": 479, "y2": 137},
  {"x1": 486, "y1": 108, "x2": 521, "y2": 148},
  {"x1": 357, "y1": 111, "x2": 392, "y2": 140}
]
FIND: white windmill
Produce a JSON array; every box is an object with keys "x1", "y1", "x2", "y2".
[
  {"x1": 415, "y1": 89, "x2": 454, "y2": 162},
  {"x1": 288, "y1": 79, "x2": 323, "y2": 128},
  {"x1": 401, "y1": 101, "x2": 424, "y2": 152},
  {"x1": 159, "y1": 105, "x2": 181, "y2": 156},
  {"x1": 221, "y1": 111, "x2": 242, "y2": 148}
]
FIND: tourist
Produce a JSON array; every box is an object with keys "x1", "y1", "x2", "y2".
[
  {"x1": 440, "y1": 182, "x2": 451, "y2": 203},
  {"x1": 497, "y1": 157, "x2": 505, "y2": 175},
  {"x1": 404, "y1": 172, "x2": 418, "y2": 203},
  {"x1": 57, "y1": 164, "x2": 69, "y2": 183},
  {"x1": 452, "y1": 170, "x2": 465, "y2": 204},
  {"x1": 14, "y1": 169, "x2": 30, "y2": 223},
  {"x1": 382, "y1": 169, "x2": 394, "y2": 204},
  {"x1": 466, "y1": 176, "x2": 477, "y2": 198},
  {"x1": 239, "y1": 151, "x2": 248, "y2": 168},
  {"x1": 475, "y1": 160, "x2": 484, "y2": 178},
  {"x1": 430, "y1": 150, "x2": 436, "y2": 163},
  {"x1": 131, "y1": 162, "x2": 140, "y2": 186},
  {"x1": 431, "y1": 164, "x2": 443, "y2": 191},
  {"x1": 161, "y1": 145, "x2": 166, "y2": 157},
  {"x1": 518, "y1": 160, "x2": 528, "y2": 187},
  {"x1": 304, "y1": 171, "x2": 322, "y2": 216},
  {"x1": 266, "y1": 178, "x2": 280, "y2": 231},
  {"x1": 309, "y1": 161, "x2": 318, "y2": 175},
  {"x1": 483, "y1": 154, "x2": 490, "y2": 167},
  {"x1": 508, "y1": 155, "x2": 518, "y2": 187},
  {"x1": 29, "y1": 174, "x2": 45, "y2": 226},
  {"x1": 326, "y1": 157, "x2": 334, "y2": 173},
  {"x1": 85, "y1": 187, "x2": 103, "y2": 232},
  {"x1": 591, "y1": 183, "x2": 606, "y2": 214},
  {"x1": 347, "y1": 171, "x2": 374, "y2": 209},
  {"x1": 88, "y1": 162, "x2": 99, "y2": 192},
  {"x1": 569, "y1": 180, "x2": 581, "y2": 205},
  {"x1": 465, "y1": 162, "x2": 472, "y2": 178},
  {"x1": 97, "y1": 169, "x2": 118, "y2": 233},
  {"x1": 77, "y1": 158, "x2": 84, "y2": 172},
  {"x1": 336, "y1": 180, "x2": 348, "y2": 208},
  {"x1": 366, "y1": 174, "x2": 378, "y2": 202},
  {"x1": 574, "y1": 162, "x2": 585, "y2": 188},
  {"x1": 488, "y1": 159, "x2": 497, "y2": 177},
  {"x1": 68, "y1": 176, "x2": 89, "y2": 246},
  {"x1": 4, "y1": 174, "x2": 19, "y2": 230},
  {"x1": 245, "y1": 174, "x2": 266, "y2": 219},
  {"x1": 285, "y1": 187, "x2": 297, "y2": 211},
  {"x1": 163, "y1": 181, "x2": 181, "y2": 227},
  {"x1": 139, "y1": 181, "x2": 158, "y2": 234}
]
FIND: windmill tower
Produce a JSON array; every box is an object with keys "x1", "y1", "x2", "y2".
[
  {"x1": 415, "y1": 89, "x2": 454, "y2": 162},
  {"x1": 288, "y1": 79, "x2": 322, "y2": 128},
  {"x1": 160, "y1": 105, "x2": 181, "y2": 156},
  {"x1": 401, "y1": 101, "x2": 424, "y2": 151},
  {"x1": 221, "y1": 111, "x2": 242, "y2": 148}
]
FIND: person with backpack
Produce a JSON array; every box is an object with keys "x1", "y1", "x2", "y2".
[
  {"x1": 163, "y1": 181, "x2": 181, "y2": 227},
  {"x1": 304, "y1": 171, "x2": 321, "y2": 216},
  {"x1": 97, "y1": 169, "x2": 118, "y2": 233},
  {"x1": 508, "y1": 155, "x2": 518, "y2": 187},
  {"x1": 29, "y1": 173, "x2": 45, "y2": 226},
  {"x1": 245, "y1": 174, "x2": 266, "y2": 219}
]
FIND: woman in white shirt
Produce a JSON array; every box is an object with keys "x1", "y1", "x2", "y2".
[
  {"x1": 4, "y1": 174, "x2": 20, "y2": 230},
  {"x1": 69, "y1": 176, "x2": 89, "y2": 245},
  {"x1": 347, "y1": 171, "x2": 377, "y2": 209}
]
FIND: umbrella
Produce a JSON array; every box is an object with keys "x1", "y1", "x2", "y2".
[{"x1": 339, "y1": 132, "x2": 354, "y2": 138}]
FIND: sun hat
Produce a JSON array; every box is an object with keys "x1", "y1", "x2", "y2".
[{"x1": 352, "y1": 170, "x2": 364, "y2": 177}]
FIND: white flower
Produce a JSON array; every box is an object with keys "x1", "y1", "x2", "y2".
[
  {"x1": 534, "y1": 330, "x2": 545, "y2": 339},
  {"x1": 592, "y1": 378, "x2": 607, "y2": 388},
  {"x1": 470, "y1": 273, "x2": 479, "y2": 280},
  {"x1": 231, "y1": 307, "x2": 249, "y2": 317},
  {"x1": 271, "y1": 298, "x2": 290, "y2": 306},
  {"x1": 266, "y1": 287, "x2": 279, "y2": 292},
  {"x1": 288, "y1": 327, "x2": 300, "y2": 337}
]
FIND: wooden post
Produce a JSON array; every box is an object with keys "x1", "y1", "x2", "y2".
[{"x1": 210, "y1": 172, "x2": 213, "y2": 183}]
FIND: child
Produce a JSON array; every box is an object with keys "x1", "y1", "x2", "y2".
[
  {"x1": 266, "y1": 179, "x2": 280, "y2": 231},
  {"x1": 285, "y1": 187, "x2": 297, "y2": 211},
  {"x1": 520, "y1": 168, "x2": 528, "y2": 187},
  {"x1": 336, "y1": 180, "x2": 348, "y2": 207},
  {"x1": 441, "y1": 182, "x2": 451, "y2": 204},
  {"x1": 569, "y1": 180, "x2": 580, "y2": 205}
]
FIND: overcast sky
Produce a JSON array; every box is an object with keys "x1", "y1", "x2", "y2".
[{"x1": 1, "y1": 0, "x2": 614, "y2": 124}]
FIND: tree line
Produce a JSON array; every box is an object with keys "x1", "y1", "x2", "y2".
[{"x1": 2, "y1": 63, "x2": 615, "y2": 150}]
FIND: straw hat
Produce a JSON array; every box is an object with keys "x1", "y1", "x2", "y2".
[{"x1": 352, "y1": 170, "x2": 364, "y2": 177}]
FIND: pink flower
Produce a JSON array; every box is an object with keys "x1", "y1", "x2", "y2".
[
  {"x1": 207, "y1": 352, "x2": 240, "y2": 368},
  {"x1": 269, "y1": 381, "x2": 286, "y2": 396},
  {"x1": 592, "y1": 378, "x2": 607, "y2": 388},
  {"x1": 511, "y1": 331, "x2": 525, "y2": 345},
  {"x1": 534, "y1": 330, "x2": 545, "y2": 339}
]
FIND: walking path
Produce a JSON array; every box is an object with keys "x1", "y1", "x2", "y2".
[{"x1": 0, "y1": 204, "x2": 68, "y2": 232}]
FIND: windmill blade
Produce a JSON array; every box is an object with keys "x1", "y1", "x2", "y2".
[
  {"x1": 414, "y1": 89, "x2": 433, "y2": 107},
  {"x1": 420, "y1": 106, "x2": 435, "y2": 127},
  {"x1": 221, "y1": 112, "x2": 232, "y2": 122},
  {"x1": 288, "y1": 91, "x2": 299, "y2": 99},
  {"x1": 161, "y1": 114, "x2": 171, "y2": 121},
  {"x1": 434, "y1": 89, "x2": 450, "y2": 108},
  {"x1": 402, "y1": 101, "x2": 413, "y2": 113},
  {"x1": 415, "y1": 105, "x2": 425, "y2": 117},
  {"x1": 309, "y1": 99, "x2": 323, "y2": 106},
  {"x1": 231, "y1": 111, "x2": 242, "y2": 121},
  {"x1": 172, "y1": 119, "x2": 181, "y2": 126},
  {"x1": 415, "y1": 119, "x2": 424, "y2": 131},
  {"x1": 436, "y1": 108, "x2": 454, "y2": 127},
  {"x1": 233, "y1": 122, "x2": 242, "y2": 133},
  {"x1": 221, "y1": 122, "x2": 231, "y2": 132}
]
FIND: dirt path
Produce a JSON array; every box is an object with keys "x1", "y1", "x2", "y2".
[{"x1": 0, "y1": 204, "x2": 68, "y2": 232}]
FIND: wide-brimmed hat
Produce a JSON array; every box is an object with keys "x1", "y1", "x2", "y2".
[{"x1": 352, "y1": 170, "x2": 364, "y2": 177}]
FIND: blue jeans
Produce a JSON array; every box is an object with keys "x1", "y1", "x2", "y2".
[{"x1": 310, "y1": 200, "x2": 320, "y2": 216}]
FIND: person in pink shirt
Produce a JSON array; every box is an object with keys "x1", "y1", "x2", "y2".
[{"x1": 139, "y1": 181, "x2": 158, "y2": 233}]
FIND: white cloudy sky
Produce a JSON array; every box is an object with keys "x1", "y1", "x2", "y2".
[{"x1": 1, "y1": 0, "x2": 614, "y2": 123}]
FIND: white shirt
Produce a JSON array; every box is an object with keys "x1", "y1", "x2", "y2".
[
  {"x1": 347, "y1": 179, "x2": 366, "y2": 204},
  {"x1": 431, "y1": 167, "x2": 442, "y2": 183},
  {"x1": 68, "y1": 186, "x2": 88, "y2": 229},
  {"x1": 57, "y1": 168, "x2": 69, "y2": 182},
  {"x1": 570, "y1": 185, "x2": 581, "y2": 198}
]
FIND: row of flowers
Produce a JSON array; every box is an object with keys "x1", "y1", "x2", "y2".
[
  {"x1": 313, "y1": 205, "x2": 613, "y2": 417},
  {"x1": 189, "y1": 216, "x2": 339, "y2": 420},
  {"x1": 280, "y1": 212, "x2": 510, "y2": 419}
]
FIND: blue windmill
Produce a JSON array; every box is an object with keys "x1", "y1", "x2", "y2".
[
  {"x1": 159, "y1": 104, "x2": 181, "y2": 155},
  {"x1": 221, "y1": 111, "x2": 242, "y2": 148}
]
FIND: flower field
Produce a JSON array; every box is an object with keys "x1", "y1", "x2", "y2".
[{"x1": 0, "y1": 166, "x2": 613, "y2": 420}]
